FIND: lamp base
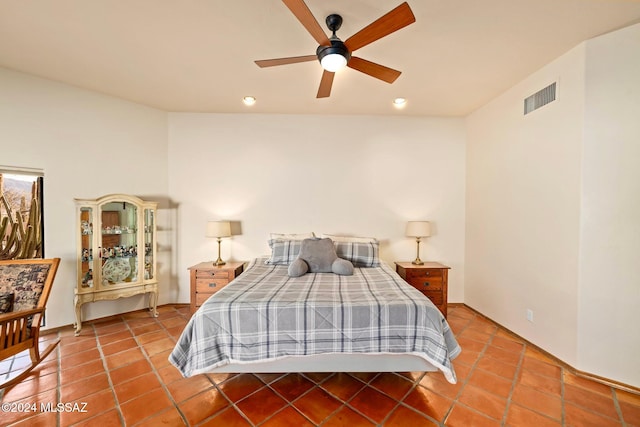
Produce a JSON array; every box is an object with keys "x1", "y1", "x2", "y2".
[
  {"x1": 213, "y1": 238, "x2": 226, "y2": 266},
  {"x1": 412, "y1": 237, "x2": 424, "y2": 265}
]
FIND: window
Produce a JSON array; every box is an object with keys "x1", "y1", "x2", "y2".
[{"x1": 0, "y1": 167, "x2": 44, "y2": 259}]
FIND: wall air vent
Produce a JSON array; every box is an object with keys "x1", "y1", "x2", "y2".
[{"x1": 524, "y1": 82, "x2": 556, "y2": 115}]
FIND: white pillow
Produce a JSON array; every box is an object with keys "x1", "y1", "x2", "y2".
[
  {"x1": 270, "y1": 232, "x2": 315, "y2": 240},
  {"x1": 321, "y1": 234, "x2": 377, "y2": 243}
]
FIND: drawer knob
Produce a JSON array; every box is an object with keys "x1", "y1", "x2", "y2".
[
  {"x1": 209, "y1": 283, "x2": 217, "y2": 288},
  {"x1": 423, "y1": 282, "x2": 430, "y2": 287},
  {"x1": 425, "y1": 271, "x2": 431, "y2": 276}
]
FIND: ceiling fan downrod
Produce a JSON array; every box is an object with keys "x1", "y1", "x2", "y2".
[{"x1": 316, "y1": 14, "x2": 350, "y2": 70}]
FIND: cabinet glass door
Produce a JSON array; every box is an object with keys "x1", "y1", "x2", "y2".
[
  {"x1": 144, "y1": 208, "x2": 154, "y2": 280},
  {"x1": 80, "y1": 207, "x2": 94, "y2": 288},
  {"x1": 100, "y1": 201, "x2": 138, "y2": 286}
]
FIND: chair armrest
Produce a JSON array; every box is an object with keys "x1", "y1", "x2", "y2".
[{"x1": 0, "y1": 307, "x2": 44, "y2": 325}]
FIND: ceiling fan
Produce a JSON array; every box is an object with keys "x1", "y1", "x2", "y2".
[{"x1": 255, "y1": 0, "x2": 416, "y2": 98}]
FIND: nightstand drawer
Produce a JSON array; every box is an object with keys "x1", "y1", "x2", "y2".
[
  {"x1": 421, "y1": 291, "x2": 443, "y2": 306},
  {"x1": 406, "y1": 268, "x2": 443, "y2": 280},
  {"x1": 195, "y1": 278, "x2": 229, "y2": 293},
  {"x1": 407, "y1": 277, "x2": 443, "y2": 291},
  {"x1": 196, "y1": 292, "x2": 215, "y2": 306},
  {"x1": 196, "y1": 269, "x2": 230, "y2": 279}
]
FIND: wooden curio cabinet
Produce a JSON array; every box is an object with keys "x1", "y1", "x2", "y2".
[{"x1": 74, "y1": 194, "x2": 158, "y2": 335}]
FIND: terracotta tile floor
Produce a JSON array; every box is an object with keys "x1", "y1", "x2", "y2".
[{"x1": 1, "y1": 305, "x2": 639, "y2": 426}]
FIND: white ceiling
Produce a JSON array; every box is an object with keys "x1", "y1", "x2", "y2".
[{"x1": 1, "y1": 0, "x2": 640, "y2": 116}]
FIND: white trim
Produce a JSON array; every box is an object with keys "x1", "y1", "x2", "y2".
[{"x1": 0, "y1": 165, "x2": 44, "y2": 177}]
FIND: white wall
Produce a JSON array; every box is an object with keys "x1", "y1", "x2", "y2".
[
  {"x1": 0, "y1": 68, "x2": 169, "y2": 329},
  {"x1": 579, "y1": 24, "x2": 640, "y2": 386},
  {"x1": 465, "y1": 45, "x2": 586, "y2": 366},
  {"x1": 466, "y1": 23, "x2": 640, "y2": 387},
  {"x1": 168, "y1": 113, "x2": 466, "y2": 303}
]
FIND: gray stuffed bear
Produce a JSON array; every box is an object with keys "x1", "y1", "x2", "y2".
[{"x1": 288, "y1": 238, "x2": 354, "y2": 277}]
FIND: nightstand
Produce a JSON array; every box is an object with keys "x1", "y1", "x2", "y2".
[
  {"x1": 395, "y1": 261, "x2": 450, "y2": 318},
  {"x1": 188, "y1": 261, "x2": 244, "y2": 314}
]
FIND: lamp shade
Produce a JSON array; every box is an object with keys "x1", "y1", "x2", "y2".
[
  {"x1": 405, "y1": 221, "x2": 431, "y2": 238},
  {"x1": 206, "y1": 221, "x2": 231, "y2": 238}
]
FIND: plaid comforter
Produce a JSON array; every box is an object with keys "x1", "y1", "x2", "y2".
[{"x1": 170, "y1": 258, "x2": 461, "y2": 383}]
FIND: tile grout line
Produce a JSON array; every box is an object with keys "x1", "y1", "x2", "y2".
[
  {"x1": 560, "y1": 366, "x2": 566, "y2": 426},
  {"x1": 279, "y1": 371, "x2": 380, "y2": 426},
  {"x1": 202, "y1": 373, "x2": 265, "y2": 427},
  {"x1": 346, "y1": 372, "x2": 416, "y2": 427},
  {"x1": 249, "y1": 375, "x2": 303, "y2": 427},
  {"x1": 499, "y1": 338, "x2": 526, "y2": 427},
  {"x1": 392, "y1": 371, "x2": 440, "y2": 425},
  {"x1": 378, "y1": 375, "x2": 429, "y2": 426},
  {"x1": 611, "y1": 387, "x2": 626, "y2": 426},
  {"x1": 132, "y1": 307, "x2": 193, "y2": 426},
  {"x1": 564, "y1": 374, "x2": 630, "y2": 424},
  {"x1": 341, "y1": 373, "x2": 391, "y2": 426},
  {"x1": 260, "y1": 373, "x2": 328, "y2": 426},
  {"x1": 62, "y1": 319, "x2": 124, "y2": 426},
  {"x1": 94, "y1": 318, "x2": 127, "y2": 427},
  {"x1": 425, "y1": 307, "x2": 473, "y2": 427},
  {"x1": 306, "y1": 372, "x2": 351, "y2": 427},
  {"x1": 195, "y1": 369, "x2": 266, "y2": 423},
  {"x1": 440, "y1": 309, "x2": 491, "y2": 425}
]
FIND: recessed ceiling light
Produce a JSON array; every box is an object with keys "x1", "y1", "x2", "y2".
[
  {"x1": 243, "y1": 96, "x2": 256, "y2": 106},
  {"x1": 393, "y1": 98, "x2": 407, "y2": 107}
]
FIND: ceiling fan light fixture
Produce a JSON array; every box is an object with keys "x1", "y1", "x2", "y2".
[
  {"x1": 317, "y1": 41, "x2": 350, "y2": 72},
  {"x1": 243, "y1": 96, "x2": 256, "y2": 106},
  {"x1": 321, "y1": 53, "x2": 347, "y2": 72}
]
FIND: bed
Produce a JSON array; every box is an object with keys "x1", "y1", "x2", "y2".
[{"x1": 170, "y1": 252, "x2": 461, "y2": 384}]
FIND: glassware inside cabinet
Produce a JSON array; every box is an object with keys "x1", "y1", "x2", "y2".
[
  {"x1": 100, "y1": 201, "x2": 138, "y2": 285},
  {"x1": 144, "y1": 208, "x2": 154, "y2": 280},
  {"x1": 80, "y1": 207, "x2": 94, "y2": 288}
]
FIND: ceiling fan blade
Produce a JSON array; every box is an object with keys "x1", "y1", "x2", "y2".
[
  {"x1": 344, "y1": 2, "x2": 416, "y2": 52},
  {"x1": 348, "y1": 57, "x2": 401, "y2": 83},
  {"x1": 255, "y1": 55, "x2": 317, "y2": 68},
  {"x1": 316, "y1": 70, "x2": 335, "y2": 98},
  {"x1": 282, "y1": 0, "x2": 331, "y2": 46}
]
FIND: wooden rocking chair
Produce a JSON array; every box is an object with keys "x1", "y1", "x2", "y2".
[{"x1": 0, "y1": 258, "x2": 60, "y2": 389}]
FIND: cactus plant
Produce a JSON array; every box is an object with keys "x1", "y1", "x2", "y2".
[{"x1": 0, "y1": 179, "x2": 42, "y2": 260}]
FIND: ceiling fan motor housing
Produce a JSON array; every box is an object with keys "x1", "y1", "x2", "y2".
[{"x1": 316, "y1": 40, "x2": 351, "y2": 64}]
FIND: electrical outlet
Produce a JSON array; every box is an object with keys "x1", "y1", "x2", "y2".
[{"x1": 526, "y1": 309, "x2": 534, "y2": 322}]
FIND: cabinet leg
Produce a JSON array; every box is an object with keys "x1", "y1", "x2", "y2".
[
  {"x1": 149, "y1": 290, "x2": 158, "y2": 317},
  {"x1": 74, "y1": 297, "x2": 83, "y2": 336}
]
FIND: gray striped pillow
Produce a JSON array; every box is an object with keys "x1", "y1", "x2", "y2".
[
  {"x1": 265, "y1": 239, "x2": 303, "y2": 265},
  {"x1": 334, "y1": 241, "x2": 380, "y2": 268}
]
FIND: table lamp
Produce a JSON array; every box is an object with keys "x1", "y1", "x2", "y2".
[
  {"x1": 206, "y1": 221, "x2": 231, "y2": 266},
  {"x1": 405, "y1": 221, "x2": 431, "y2": 265}
]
